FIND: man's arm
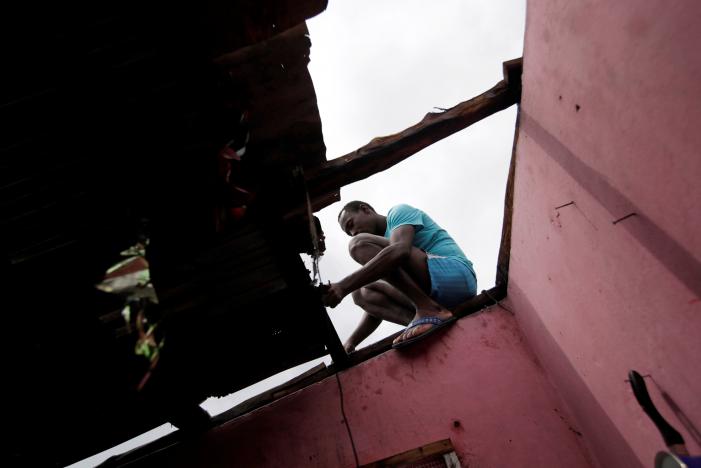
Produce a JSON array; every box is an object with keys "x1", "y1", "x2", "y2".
[
  {"x1": 343, "y1": 312, "x2": 382, "y2": 353},
  {"x1": 323, "y1": 225, "x2": 415, "y2": 307}
]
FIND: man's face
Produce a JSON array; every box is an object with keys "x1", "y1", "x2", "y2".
[{"x1": 338, "y1": 206, "x2": 376, "y2": 237}]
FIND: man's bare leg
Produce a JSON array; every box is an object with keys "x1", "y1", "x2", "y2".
[
  {"x1": 348, "y1": 234, "x2": 453, "y2": 345},
  {"x1": 353, "y1": 281, "x2": 414, "y2": 325},
  {"x1": 344, "y1": 281, "x2": 415, "y2": 351}
]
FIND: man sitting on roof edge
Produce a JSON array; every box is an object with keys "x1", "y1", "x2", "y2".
[{"x1": 322, "y1": 201, "x2": 477, "y2": 350}]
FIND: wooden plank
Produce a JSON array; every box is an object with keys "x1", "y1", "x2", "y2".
[
  {"x1": 494, "y1": 58, "x2": 524, "y2": 285},
  {"x1": 271, "y1": 363, "x2": 328, "y2": 399},
  {"x1": 496, "y1": 109, "x2": 520, "y2": 286},
  {"x1": 502, "y1": 57, "x2": 524, "y2": 92},
  {"x1": 213, "y1": 22, "x2": 310, "y2": 68},
  {"x1": 452, "y1": 283, "x2": 506, "y2": 318},
  {"x1": 210, "y1": 363, "x2": 331, "y2": 427},
  {"x1": 305, "y1": 58, "x2": 523, "y2": 199},
  {"x1": 213, "y1": 22, "x2": 327, "y2": 170},
  {"x1": 204, "y1": 0, "x2": 328, "y2": 58},
  {"x1": 315, "y1": 302, "x2": 350, "y2": 367},
  {"x1": 359, "y1": 439, "x2": 454, "y2": 467}
]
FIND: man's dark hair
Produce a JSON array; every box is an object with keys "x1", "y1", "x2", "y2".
[{"x1": 338, "y1": 200, "x2": 375, "y2": 221}]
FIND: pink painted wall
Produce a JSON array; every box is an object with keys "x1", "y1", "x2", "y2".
[
  {"x1": 135, "y1": 308, "x2": 593, "y2": 467},
  {"x1": 508, "y1": 1, "x2": 701, "y2": 467}
]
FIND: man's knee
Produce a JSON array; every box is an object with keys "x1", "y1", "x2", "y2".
[
  {"x1": 352, "y1": 285, "x2": 381, "y2": 307},
  {"x1": 351, "y1": 288, "x2": 365, "y2": 306},
  {"x1": 348, "y1": 234, "x2": 381, "y2": 264}
]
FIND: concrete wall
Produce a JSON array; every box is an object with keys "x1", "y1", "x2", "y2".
[
  {"x1": 507, "y1": 1, "x2": 701, "y2": 467},
  {"x1": 137, "y1": 308, "x2": 593, "y2": 467}
]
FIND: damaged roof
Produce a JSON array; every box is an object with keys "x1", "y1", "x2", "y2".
[
  {"x1": 3, "y1": 1, "x2": 346, "y2": 466},
  {"x1": 3, "y1": 0, "x2": 523, "y2": 464}
]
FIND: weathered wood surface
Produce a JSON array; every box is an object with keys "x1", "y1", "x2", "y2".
[
  {"x1": 496, "y1": 110, "x2": 520, "y2": 286},
  {"x1": 306, "y1": 58, "x2": 522, "y2": 200},
  {"x1": 214, "y1": 22, "x2": 328, "y2": 170},
  {"x1": 204, "y1": 0, "x2": 328, "y2": 57}
]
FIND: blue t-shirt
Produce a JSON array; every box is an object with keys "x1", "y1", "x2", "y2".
[{"x1": 384, "y1": 204, "x2": 475, "y2": 275}]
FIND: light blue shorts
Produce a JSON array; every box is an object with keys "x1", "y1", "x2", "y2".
[{"x1": 427, "y1": 255, "x2": 477, "y2": 309}]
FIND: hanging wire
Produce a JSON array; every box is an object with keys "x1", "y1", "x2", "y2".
[
  {"x1": 297, "y1": 166, "x2": 323, "y2": 286},
  {"x1": 336, "y1": 372, "x2": 360, "y2": 467}
]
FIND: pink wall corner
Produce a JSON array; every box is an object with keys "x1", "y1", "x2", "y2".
[{"x1": 508, "y1": 1, "x2": 701, "y2": 467}]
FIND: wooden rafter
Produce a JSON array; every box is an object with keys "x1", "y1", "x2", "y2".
[{"x1": 306, "y1": 58, "x2": 523, "y2": 202}]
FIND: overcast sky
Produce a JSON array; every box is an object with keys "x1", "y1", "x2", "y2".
[
  {"x1": 70, "y1": 1, "x2": 525, "y2": 466},
  {"x1": 309, "y1": 0, "x2": 525, "y2": 348}
]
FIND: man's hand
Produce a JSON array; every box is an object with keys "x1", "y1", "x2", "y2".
[
  {"x1": 322, "y1": 282, "x2": 346, "y2": 308},
  {"x1": 343, "y1": 341, "x2": 356, "y2": 354}
]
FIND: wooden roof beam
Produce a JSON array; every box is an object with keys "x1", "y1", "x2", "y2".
[{"x1": 306, "y1": 58, "x2": 523, "y2": 201}]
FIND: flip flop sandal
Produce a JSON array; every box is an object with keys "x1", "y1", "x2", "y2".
[{"x1": 392, "y1": 315, "x2": 457, "y2": 350}]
